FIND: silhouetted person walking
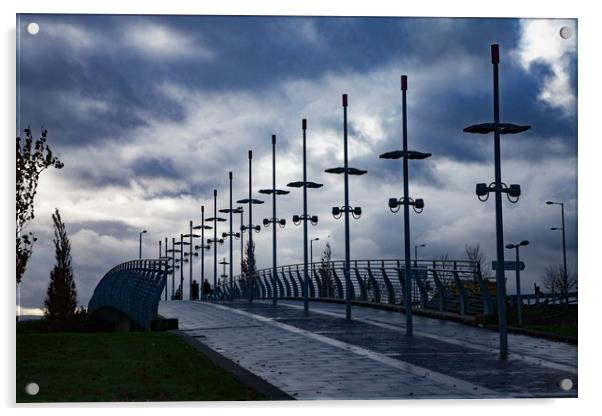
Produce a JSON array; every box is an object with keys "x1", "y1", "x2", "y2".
[
  {"x1": 191, "y1": 279, "x2": 199, "y2": 300},
  {"x1": 203, "y1": 279, "x2": 212, "y2": 297}
]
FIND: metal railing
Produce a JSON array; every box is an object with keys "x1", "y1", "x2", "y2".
[
  {"x1": 508, "y1": 292, "x2": 578, "y2": 306},
  {"x1": 88, "y1": 258, "x2": 169, "y2": 330},
  {"x1": 213, "y1": 258, "x2": 503, "y2": 316}
]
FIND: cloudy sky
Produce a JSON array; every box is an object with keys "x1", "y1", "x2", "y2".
[{"x1": 16, "y1": 14, "x2": 577, "y2": 313}]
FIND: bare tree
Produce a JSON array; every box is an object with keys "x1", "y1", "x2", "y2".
[
  {"x1": 17, "y1": 127, "x2": 64, "y2": 283},
  {"x1": 465, "y1": 244, "x2": 489, "y2": 278},
  {"x1": 437, "y1": 252, "x2": 454, "y2": 286},
  {"x1": 541, "y1": 264, "x2": 577, "y2": 295}
]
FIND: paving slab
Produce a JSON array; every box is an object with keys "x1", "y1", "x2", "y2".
[{"x1": 159, "y1": 299, "x2": 577, "y2": 400}]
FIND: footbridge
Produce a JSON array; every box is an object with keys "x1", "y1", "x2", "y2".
[{"x1": 88, "y1": 258, "x2": 169, "y2": 330}]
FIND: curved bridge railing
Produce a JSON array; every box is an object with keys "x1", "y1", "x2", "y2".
[
  {"x1": 88, "y1": 258, "x2": 169, "y2": 330},
  {"x1": 213, "y1": 258, "x2": 499, "y2": 316}
]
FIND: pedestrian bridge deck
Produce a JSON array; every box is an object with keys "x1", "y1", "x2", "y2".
[{"x1": 158, "y1": 299, "x2": 577, "y2": 400}]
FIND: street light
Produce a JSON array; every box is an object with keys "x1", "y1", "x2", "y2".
[
  {"x1": 219, "y1": 257, "x2": 229, "y2": 288},
  {"x1": 236, "y1": 206, "x2": 244, "y2": 282},
  {"x1": 173, "y1": 234, "x2": 190, "y2": 300},
  {"x1": 464, "y1": 44, "x2": 531, "y2": 358},
  {"x1": 206, "y1": 189, "x2": 226, "y2": 290},
  {"x1": 163, "y1": 237, "x2": 168, "y2": 300},
  {"x1": 183, "y1": 221, "x2": 201, "y2": 301},
  {"x1": 219, "y1": 172, "x2": 242, "y2": 301},
  {"x1": 310, "y1": 237, "x2": 320, "y2": 284},
  {"x1": 259, "y1": 135, "x2": 290, "y2": 306},
  {"x1": 379, "y1": 76, "x2": 430, "y2": 335},
  {"x1": 414, "y1": 243, "x2": 426, "y2": 268},
  {"x1": 166, "y1": 237, "x2": 181, "y2": 298},
  {"x1": 326, "y1": 95, "x2": 367, "y2": 321},
  {"x1": 546, "y1": 200, "x2": 568, "y2": 304},
  {"x1": 505, "y1": 240, "x2": 529, "y2": 326},
  {"x1": 139, "y1": 229, "x2": 147, "y2": 259},
  {"x1": 237, "y1": 150, "x2": 264, "y2": 302},
  {"x1": 193, "y1": 205, "x2": 212, "y2": 301},
  {"x1": 289, "y1": 118, "x2": 324, "y2": 313},
  {"x1": 310, "y1": 238, "x2": 320, "y2": 266}
]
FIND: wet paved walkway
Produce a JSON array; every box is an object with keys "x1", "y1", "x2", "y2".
[{"x1": 159, "y1": 299, "x2": 577, "y2": 400}]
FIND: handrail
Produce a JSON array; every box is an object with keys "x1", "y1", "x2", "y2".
[
  {"x1": 213, "y1": 259, "x2": 578, "y2": 315},
  {"x1": 88, "y1": 258, "x2": 169, "y2": 330}
]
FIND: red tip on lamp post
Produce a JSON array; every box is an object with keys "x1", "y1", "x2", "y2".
[
  {"x1": 401, "y1": 75, "x2": 407, "y2": 91},
  {"x1": 342, "y1": 94, "x2": 348, "y2": 107}
]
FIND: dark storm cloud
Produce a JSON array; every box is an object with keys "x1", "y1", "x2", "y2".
[
  {"x1": 16, "y1": 14, "x2": 577, "y2": 310},
  {"x1": 130, "y1": 156, "x2": 181, "y2": 179},
  {"x1": 69, "y1": 219, "x2": 139, "y2": 239}
]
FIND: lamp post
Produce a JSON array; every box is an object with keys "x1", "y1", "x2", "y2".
[
  {"x1": 238, "y1": 206, "x2": 244, "y2": 279},
  {"x1": 219, "y1": 258, "x2": 229, "y2": 290},
  {"x1": 326, "y1": 95, "x2": 367, "y2": 321},
  {"x1": 206, "y1": 189, "x2": 226, "y2": 290},
  {"x1": 414, "y1": 244, "x2": 426, "y2": 268},
  {"x1": 546, "y1": 201, "x2": 568, "y2": 304},
  {"x1": 380, "y1": 76, "x2": 431, "y2": 336},
  {"x1": 139, "y1": 229, "x2": 147, "y2": 259},
  {"x1": 464, "y1": 44, "x2": 531, "y2": 358},
  {"x1": 193, "y1": 205, "x2": 212, "y2": 301},
  {"x1": 505, "y1": 240, "x2": 529, "y2": 326},
  {"x1": 219, "y1": 173, "x2": 242, "y2": 301},
  {"x1": 183, "y1": 221, "x2": 201, "y2": 300},
  {"x1": 174, "y1": 234, "x2": 190, "y2": 300},
  {"x1": 289, "y1": 119, "x2": 323, "y2": 313},
  {"x1": 166, "y1": 237, "x2": 180, "y2": 298},
  {"x1": 260, "y1": 135, "x2": 290, "y2": 306},
  {"x1": 237, "y1": 150, "x2": 263, "y2": 303},
  {"x1": 310, "y1": 238, "x2": 320, "y2": 268},
  {"x1": 160, "y1": 238, "x2": 169, "y2": 300}
]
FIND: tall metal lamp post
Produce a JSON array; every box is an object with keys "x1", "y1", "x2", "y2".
[
  {"x1": 310, "y1": 238, "x2": 320, "y2": 268},
  {"x1": 260, "y1": 135, "x2": 290, "y2": 306},
  {"x1": 183, "y1": 220, "x2": 201, "y2": 300},
  {"x1": 289, "y1": 119, "x2": 323, "y2": 313},
  {"x1": 139, "y1": 229, "x2": 147, "y2": 259},
  {"x1": 505, "y1": 240, "x2": 529, "y2": 326},
  {"x1": 193, "y1": 205, "x2": 212, "y2": 301},
  {"x1": 219, "y1": 173, "x2": 242, "y2": 301},
  {"x1": 326, "y1": 95, "x2": 367, "y2": 321},
  {"x1": 414, "y1": 243, "x2": 426, "y2": 268},
  {"x1": 159, "y1": 239, "x2": 167, "y2": 300},
  {"x1": 206, "y1": 189, "x2": 226, "y2": 290},
  {"x1": 219, "y1": 258, "x2": 229, "y2": 290},
  {"x1": 380, "y1": 76, "x2": 431, "y2": 335},
  {"x1": 174, "y1": 234, "x2": 190, "y2": 300},
  {"x1": 237, "y1": 150, "x2": 263, "y2": 302},
  {"x1": 166, "y1": 237, "x2": 180, "y2": 298},
  {"x1": 464, "y1": 44, "x2": 530, "y2": 357},
  {"x1": 237, "y1": 206, "x2": 244, "y2": 279},
  {"x1": 546, "y1": 200, "x2": 568, "y2": 304}
]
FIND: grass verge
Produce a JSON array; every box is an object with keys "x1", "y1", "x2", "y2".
[{"x1": 17, "y1": 329, "x2": 264, "y2": 402}]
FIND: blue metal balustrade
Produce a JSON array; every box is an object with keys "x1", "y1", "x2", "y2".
[
  {"x1": 88, "y1": 258, "x2": 169, "y2": 330},
  {"x1": 214, "y1": 258, "x2": 506, "y2": 316}
]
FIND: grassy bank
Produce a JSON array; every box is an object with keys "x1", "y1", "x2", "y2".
[
  {"x1": 17, "y1": 326, "x2": 263, "y2": 402},
  {"x1": 509, "y1": 303, "x2": 577, "y2": 339}
]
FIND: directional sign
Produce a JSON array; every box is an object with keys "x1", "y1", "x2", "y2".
[{"x1": 492, "y1": 260, "x2": 525, "y2": 271}]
